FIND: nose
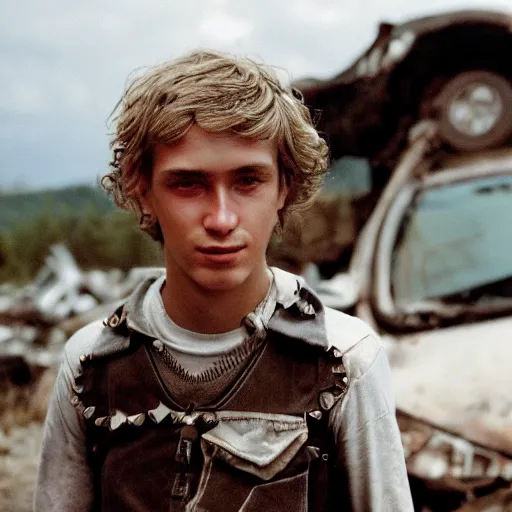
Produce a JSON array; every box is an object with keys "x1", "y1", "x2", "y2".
[{"x1": 203, "y1": 187, "x2": 239, "y2": 236}]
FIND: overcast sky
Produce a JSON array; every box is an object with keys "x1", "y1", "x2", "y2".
[{"x1": 1, "y1": 0, "x2": 510, "y2": 190}]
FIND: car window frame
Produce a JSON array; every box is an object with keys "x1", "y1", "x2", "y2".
[{"x1": 372, "y1": 159, "x2": 512, "y2": 330}]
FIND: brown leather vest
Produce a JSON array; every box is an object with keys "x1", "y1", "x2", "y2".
[{"x1": 77, "y1": 322, "x2": 348, "y2": 511}]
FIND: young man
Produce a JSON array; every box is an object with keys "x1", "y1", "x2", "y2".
[{"x1": 35, "y1": 50, "x2": 413, "y2": 511}]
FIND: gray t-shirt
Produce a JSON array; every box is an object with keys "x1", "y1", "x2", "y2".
[
  {"x1": 142, "y1": 274, "x2": 276, "y2": 372},
  {"x1": 142, "y1": 274, "x2": 277, "y2": 406}
]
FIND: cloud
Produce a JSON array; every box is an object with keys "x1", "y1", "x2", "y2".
[
  {"x1": 289, "y1": 0, "x2": 357, "y2": 28},
  {"x1": 198, "y1": 12, "x2": 253, "y2": 45},
  {"x1": 0, "y1": 0, "x2": 510, "y2": 189}
]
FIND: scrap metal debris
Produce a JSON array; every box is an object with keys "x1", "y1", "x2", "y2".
[{"x1": 0, "y1": 244, "x2": 162, "y2": 381}]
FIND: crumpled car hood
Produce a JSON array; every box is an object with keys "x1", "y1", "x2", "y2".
[{"x1": 387, "y1": 315, "x2": 512, "y2": 456}]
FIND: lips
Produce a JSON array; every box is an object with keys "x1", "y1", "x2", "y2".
[{"x1": 197, "y1": 245, "x2": 245, "y2": 255}]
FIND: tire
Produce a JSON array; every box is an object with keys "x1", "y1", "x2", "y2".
[{"x1": 432, "y1": 70, "x2": 512, "y2": 152}]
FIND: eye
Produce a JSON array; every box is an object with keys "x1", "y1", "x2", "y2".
[
  {"x1": 168, "y1": 179, "x2": 206, "y2": 194},
  {"x1": 237, "y1": 176, "x2": 262, "y2": 187},
  {"x1": 175, "y1": 181, "x2": 197, "y2": 188}
]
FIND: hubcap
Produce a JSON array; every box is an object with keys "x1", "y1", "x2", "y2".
[{"x1": 448, "y1": 82, "x2": 503, "y2": 137}]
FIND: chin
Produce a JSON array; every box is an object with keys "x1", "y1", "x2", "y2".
[{"x1": 190, "y1": 266, "x2": 251, "y2": 293}]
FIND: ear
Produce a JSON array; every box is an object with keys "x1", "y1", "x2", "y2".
[
  {"x1": 277, "y1": 172, "x2": 289, "y2": 210},
  {"x1": 136, "y1": 180, "x2": 154, "y2": 216},
  {"x1": 139, "y1": 195, "x2": 153, "y2": 216}
]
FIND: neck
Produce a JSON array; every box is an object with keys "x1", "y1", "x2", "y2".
[{"x1": 160, "y1": 266, "x2": 271, "y2": 334}]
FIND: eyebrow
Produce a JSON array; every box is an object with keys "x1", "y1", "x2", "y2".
[
  {"x1": 161, "y1": 170, "x2": 206, "y2": 180},
  {"x1": 160, "y1": 164, "x2": 274, "y2": 179}
]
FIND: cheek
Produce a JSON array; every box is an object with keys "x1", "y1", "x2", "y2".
[
  {"x1": 249, "y1": 203, "x2": 280, "y2": 239},
  {"x1": 155, "y1": 198, "x2": 200, "y2": 225}
]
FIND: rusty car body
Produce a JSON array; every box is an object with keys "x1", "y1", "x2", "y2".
[
  {"x1": 296, "y1": 9, "x2": 512, "y2": 179},
  {"x1": 276, "y1": 9, "x2": 512, "y2": 289}
]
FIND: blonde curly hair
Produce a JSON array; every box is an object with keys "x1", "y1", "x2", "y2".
[{"x1": 102, "y1": 50, "x2": 329, "y2": 241}]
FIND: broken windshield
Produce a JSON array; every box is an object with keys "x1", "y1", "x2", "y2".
[{"x1": 392, "y1": 173, "x2": 512, "y2": 308}]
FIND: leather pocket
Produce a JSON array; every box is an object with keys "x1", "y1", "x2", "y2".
[
  {"x1": 201, "y1": 411, "x2": 308, "y2": 480},
  {"x1": 187, "y1": 411, "x2": 314, "y2": 512}
]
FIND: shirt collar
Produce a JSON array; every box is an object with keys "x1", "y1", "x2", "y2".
[{"x1": 122, "y1": 266, "x2": 329, "y2": 349}]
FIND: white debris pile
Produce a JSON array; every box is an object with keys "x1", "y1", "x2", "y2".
[
  {"x1": 0, "y1": 244, "x2": 162, "y2": 374},
  {"x1": 13, "y1": 244, "x2": 160, "y2": 322}
]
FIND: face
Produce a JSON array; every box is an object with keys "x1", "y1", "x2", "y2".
[{"x1": 140, "y1": 125, "x2": 287, "y2": 293}]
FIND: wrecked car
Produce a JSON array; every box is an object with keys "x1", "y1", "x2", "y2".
[
  {"x1": 296, "y1": 9, "x2": 512, "y2": 179},
  {"x1": 314, "y1": 120, "x2": 512, "y2": 511},
  {"x1": 294, "y1": 13, "x2": 512, "y2": 504},
  {"x1": 275, "y1": 9, "x2": 512, "y2": 284}
]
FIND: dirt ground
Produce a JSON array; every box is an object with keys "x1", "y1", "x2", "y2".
[
  {"x1": 0, "y1": 366, "x2": 56, "y2": 512},
  {"x1": 0, "y1": 422, "x2": 43, "y2": 512}
]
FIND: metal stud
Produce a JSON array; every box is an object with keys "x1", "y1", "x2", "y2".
[
  {"x1": 152, "y1": 340, "x2": 164, "y2": 352},
  {"x1": 95, "y1": 416, "x2": 109, "y2": 427},
  {"x1": 127, "y1": 413, "x2": 145, "y2": 426},
  {"x1": 319, "y1": 391, "x2": 335, "y2": 411},
  {"x1": 183, "y1": 415, "x2": 196, "y2": 426},
  {"x1": 83, "y1": 406, "x2": 96, "y2": 419},
  {"x1": 304, "y1": 304, "x2": 315, "y2": 316},
  {"x1": 296, "y1": 299, "x2": 315, "y2": 317},
  {"x1": 202, "y1": 412, "x2": 217, "y2": 424},
  {"x1": 308, "y1": 410, "x2": 323, "y2": 420},
  {"x1": 71, "y1": 395, "x2": 80, "y2": 406},
  {"x1": 79, "y1": 354, "x2": 88, "y2": 364},
  {"x1": 332, "y1": 348, "x2": 343, "y2": 358},
  {"x1": 322, "y1": 453, "x2": 329, "y2": 462},
  {"x1": 342, "y1": 376, "x2": 348, "y2": 385},
  {"x1": 109, "y1": 410, "x2": 127, "y2": 431},
  {"x1": 73, "y1": 383, "x2": 84, "y2": 394},
  {"x1": 148, "y1": 402, "x2": 172, "y2": 424},
  {"x1": 107, "y1": 314, "x2": 120, "y2": 328},
  {"x1": 307, "y1": 446, "x2": 320, "y2": 459}
]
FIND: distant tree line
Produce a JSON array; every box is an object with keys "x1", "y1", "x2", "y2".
[
  {"x1": 0, "y1": 186, "x2": 163, "y2": 284},
  {"x1": 0, "y1": 185, "x2": 114, "y2": 233}
]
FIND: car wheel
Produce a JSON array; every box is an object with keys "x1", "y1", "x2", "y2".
[{"x1": 433, "y1": 70, "x2": 512, "y2": 152}]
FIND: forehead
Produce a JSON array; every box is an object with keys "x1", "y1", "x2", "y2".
[{"x1": 152, "y1": 125, "x2": 278, "y2": 174}]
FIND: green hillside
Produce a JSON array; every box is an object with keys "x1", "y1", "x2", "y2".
[
  {"x1": 0, "y1": 185, "x2": 115, "y2": 233},
  {"x1": 0, "y1": 187, "x2": 163, "y2": 283}
]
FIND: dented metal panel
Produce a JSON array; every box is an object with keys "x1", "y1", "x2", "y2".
[
  {"x1": 388, "y1": 315, "x2": 512, "y2": 457},
  {"x1": 399, "y1": 413, "x2": 512, "y2": 482}
]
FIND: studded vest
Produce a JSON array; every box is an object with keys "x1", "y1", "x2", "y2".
[{"x1": 75, "y1": 310, "x2": 349, "y2": 512}]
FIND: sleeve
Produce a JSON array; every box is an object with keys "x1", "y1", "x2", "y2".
[
  {"x1": 33, "y1": 347, "x2": 95, "y2": 511},
  {"x1": 329, "y1": 334, "x2": 415, "y2": 512}
]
